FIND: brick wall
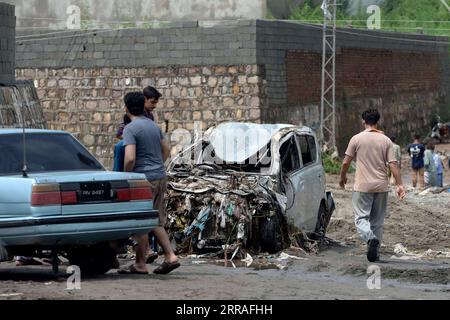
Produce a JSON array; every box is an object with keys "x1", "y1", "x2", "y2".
[
  {"x1": 285, "y1": 48, "x2": 445, "y2": 151},
  {"x1": 255, "y1": 20, "x2": 449, "y2": 153}
]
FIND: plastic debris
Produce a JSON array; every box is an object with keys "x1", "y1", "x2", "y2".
[
  {"x1": 391, "y1": 243, "x2": 450, "y2": 261},
  {"x1": 242, "y1": 253, "x2": 254, "y2": 267},
  {"x1": 278, "y1": 252, "x2": 308, "y2": 261},
  {"x1": 0, "y1": 293, "x2": 23, "y2": 297}
]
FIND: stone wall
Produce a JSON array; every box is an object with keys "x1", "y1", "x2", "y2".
[
  {"x1": 14, "y1": 20, "x2": 450, "y2": 165},
  {"x1": 0, "y1": 2, "x2": 15, "y2": 85},
  {"x1": 16, "y1": 65, "x2": 263, "y2": 168}
]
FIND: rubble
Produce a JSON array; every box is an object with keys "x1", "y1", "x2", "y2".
[
  {"x1": 166, "y1": 169, "x2": 289, "y2": 255},
  {"x1": 391, "y1": 243, "x2": 450, "y2": 261},
  {"x1": 418, "y1": 186, "x2": 450, "y2": 196}
]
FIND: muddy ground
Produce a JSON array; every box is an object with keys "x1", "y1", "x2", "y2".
[{"x1": 0, "y1": 146, "x2": 449, "y2": 300}]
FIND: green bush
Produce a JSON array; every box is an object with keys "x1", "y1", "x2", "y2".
[
  {"x1": 288, "y1": 0, "x2": 450, "y2": 40},
  {"x1": 322, "y1": 152, "x2": 355, "y2": 175}
]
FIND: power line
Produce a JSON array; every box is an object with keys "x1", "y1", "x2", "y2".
[
  {"x1": 16, "y1": 28, "x2": 125, "y2": 43},
  {"x1": 17, "y1": 29, "x2": 100, "y2": 39},
  {"x1": 296, "y1": 22, "x2": 450, "y2": 45},
  {"x1": 298, "y1": 19, "x2": 450, "y2": 23},
  {"x1": 14, "y1": 20, "x2": 450, "y2": 46}
]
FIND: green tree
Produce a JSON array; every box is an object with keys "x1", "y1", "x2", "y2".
[{"x1": 289, "y1": 0, "x2": 450, "y2": 37}]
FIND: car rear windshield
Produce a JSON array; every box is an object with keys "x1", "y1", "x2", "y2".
[{"x1": 0, "y1": 133, "x2": 104, "y2": 175}]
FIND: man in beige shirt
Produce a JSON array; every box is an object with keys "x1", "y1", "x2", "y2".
[{"x1": 340, "y1": 109, "x2": 406, "y2": 262}]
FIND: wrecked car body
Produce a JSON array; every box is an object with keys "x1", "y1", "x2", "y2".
[{"x1": 166, "y1": 122, "x2": 335, "y2": 254}]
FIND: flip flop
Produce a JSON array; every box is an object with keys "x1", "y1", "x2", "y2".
[
  {"x1": 153, "y1": 261, "x2": 180, "y2": 275},
  {"x1": 146, "y1": 253, "x2": 159, "y2": 264},
  {"x1": 117, "y1": 265, "x2": 148, "y2": 275}
]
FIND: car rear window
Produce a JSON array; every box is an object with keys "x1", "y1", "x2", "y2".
[{"x1": 0, "y1": 133, "x2": 104, "y2": 175}]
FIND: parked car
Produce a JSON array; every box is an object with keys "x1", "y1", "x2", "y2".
[
  {"x1": 165, "y1": 122, "x2": 335, "y2": 254},
  {"x1": 0, "y1": 129, "x2": 159, "y2": 274}
]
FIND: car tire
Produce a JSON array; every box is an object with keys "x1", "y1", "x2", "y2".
[
  {"x1": 313, "y1": 204, "x2": 329, "y2": 241},
  {"x1": 67, "y1": 245, "x2": 117, "y2": 276},
  {"x1": 260, "y1": 215, "x2": 281, "y2": 254}
]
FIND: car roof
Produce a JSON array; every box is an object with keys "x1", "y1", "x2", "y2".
[
  {"x1": 206, "y1": 122, "x2": 315, "y2": 163},
  {"x1": 0, "y1": 129, "x2": 68, "y2": 135}
]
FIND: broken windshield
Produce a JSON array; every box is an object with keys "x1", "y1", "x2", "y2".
[{"x1": 171, "y1": 123, "x2": 295, "y2": 173}]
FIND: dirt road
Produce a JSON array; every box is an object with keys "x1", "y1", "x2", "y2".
[{"x1": 0, "y1": 148, "x2": 449, "y2": 300}]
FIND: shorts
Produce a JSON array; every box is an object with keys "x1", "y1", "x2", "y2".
[{"x1": 148, "y1": 178, "x2": 168, "y2": 227}]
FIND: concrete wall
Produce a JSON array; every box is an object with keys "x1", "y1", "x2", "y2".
[
  {"x1": 0, "y1": 2, "x2": 15, "y2": 85},
  {"x1": 16, "y1": 21, "x2": 257, "y2": 68},
  {"x1": 6, "y1": 0, "x2": 266, "y2": 28},
  {"x1": 14, "y1": 20, "x2": 450, "y2": 165}
]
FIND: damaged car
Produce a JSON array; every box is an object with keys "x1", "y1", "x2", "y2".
[{"x1": 166, "y1": 122, "x2": 335, "y2": 254}]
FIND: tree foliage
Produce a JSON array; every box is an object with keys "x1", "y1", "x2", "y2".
[{"x1": 289, "y1": 0, "x2": 450, "y2": 37}]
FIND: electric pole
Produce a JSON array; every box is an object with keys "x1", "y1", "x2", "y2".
[{"x1": 320, "y1": 0, "x2": 337, "y2": 154}]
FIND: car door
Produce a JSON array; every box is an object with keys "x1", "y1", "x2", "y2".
[
  {"x1": 293, "y1": 133, "x2": 325, "y2": 232},
  {"x1": 279, "y1": 134, "x2": 306, "y2": 230}
]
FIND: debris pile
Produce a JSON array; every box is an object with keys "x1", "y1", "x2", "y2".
[
  {"x1": 391, "y1": 243, "x2": 450, "y2": 261},
  {"x1": 165, "y1": 166, "x2": 290, "y2": 255},
  {"x1": 418, "y1": 185, "x2": 450, "y2": 196}
]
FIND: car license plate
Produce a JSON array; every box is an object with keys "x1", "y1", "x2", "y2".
[{"x1": 78, "y1": 182, "x2": 112, "y2": 203}]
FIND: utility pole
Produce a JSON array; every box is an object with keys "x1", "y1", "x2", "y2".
[{"x1": 320, "y1": 0, "x2": 337, "y2": 154}]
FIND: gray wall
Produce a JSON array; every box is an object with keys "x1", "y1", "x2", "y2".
[
  {"x1": 0, "y1": 2, "x2": 15, "y2": 85},
  {"x1": 16, "y1": 21, "x2": 258, "y2": 68},
  {"x1": 15, "y1": 19, "x2": 450, "y2": 107},
  {"x1": 6, "y1": 0, "x2": 266, "y2": 28}
]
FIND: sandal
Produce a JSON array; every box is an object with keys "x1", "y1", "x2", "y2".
[
  {"x1": 146, "y1": 253, "x2": 159, "y2": 264},
  {"x1": 117, "y1": 265, "x2": 148, "y2": 275},
  {"x1": 153, "y1": 261, "x2": 180, "y2": 275}
]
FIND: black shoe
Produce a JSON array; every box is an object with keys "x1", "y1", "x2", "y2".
[{"x1": 367, "y1": 238, "x2": 380, "y2": 263}]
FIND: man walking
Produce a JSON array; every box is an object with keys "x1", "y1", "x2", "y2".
[
  {"x1": 389, "y1": 136, "x2": 402, "y2": 185},
  {"x1": 407, "y1": 134, "x2": 425, "y2": 189},
  {"x1": 119, "y1": 92, "x2": 180, "y2": 275},
  {"x1": 340, "y1": 109, "x2": 406, "y2": 262}
]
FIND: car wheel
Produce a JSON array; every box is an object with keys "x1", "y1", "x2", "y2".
[
  {"x1": 313, "y1": 204, "x2": 329, "y2": 241},
  {"x1": 67, "y1": 245, "x2": 117, "y2": 275},
  {"x1": 260, "y1": 215, "x2": 281, "y2": 254}
]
